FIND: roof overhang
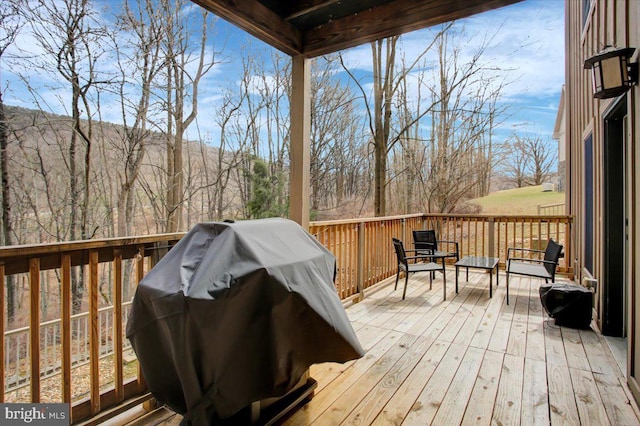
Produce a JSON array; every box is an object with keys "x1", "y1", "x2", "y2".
[{"x1": 190, "y1": 0, "x2": 523, "y2": 57}]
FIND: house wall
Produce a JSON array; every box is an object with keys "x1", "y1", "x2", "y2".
[
  {"x1": 553, "y1": 86, "x2": 566, "y2": 192},
  {"x1": 565, "y1": 0, "x2": 640, "y2": 402}
]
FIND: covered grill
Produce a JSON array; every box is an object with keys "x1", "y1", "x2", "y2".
[{"x1": 126, "y1": 218, "x2": 364, "y2": 425}]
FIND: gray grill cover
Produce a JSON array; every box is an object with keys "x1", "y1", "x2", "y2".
[{"x1": 126, "y1": 218, "x2": 364, "y2": 422}]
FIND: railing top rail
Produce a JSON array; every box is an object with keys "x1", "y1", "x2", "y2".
[
  {"x1": 310, "y1": 213, "x2": 425, "y2": 226},
  {"x1": 311, "y1": 213, "x2": 573, "y2": 227},
  {"x1": 0, "y1": 232, "x2": 185, "y2": 259},
  {"x1": 537, "y1": 202, "x2": 565, "y2": 208},
  {"x1": 0, "y1": 213, "x2": 575, "y2": 258},
  {"x1": 418, "y1": 213, "x2": 573, "y2": 220},
  {"x1": 0, "y1": 233, "x2": 185, "y2": 258}
]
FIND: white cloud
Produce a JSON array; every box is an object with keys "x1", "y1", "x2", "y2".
[
  {"x1": 333, "y1": 0, "x2": 564, "y2": 139},
  {"x1": 339, "y1": 1, "x2": 563, "y2": 97}
]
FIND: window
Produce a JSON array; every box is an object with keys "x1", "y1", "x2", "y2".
[
  {"x1": 584, "y1": 133, "x2": 593, "y2": 273},
  {"x1": 582, "y1": 0, "x2": 592, "y2": 27}
]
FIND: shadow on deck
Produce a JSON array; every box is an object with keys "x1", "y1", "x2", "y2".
[{"x1": 115, "y1": 269, "x2": 640, "y2": 425}]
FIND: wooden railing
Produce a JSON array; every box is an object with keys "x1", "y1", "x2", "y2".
[
  {"x1": 0, "y1": 213, "x2": 572, "y2": 423},
  {"x1": 537, "y1": 202, "x2": 565, "y2": 215},
  {"x1": 0, "y1": 234, "x2": 183, "y2": 423},
  {"x1": 310, "y1": 213, "x2": 573, "y2": 300}
]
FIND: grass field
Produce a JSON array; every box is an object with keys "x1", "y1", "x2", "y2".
[{"x1": 471, "y1": 185, "x2": 566, "y2": 215}]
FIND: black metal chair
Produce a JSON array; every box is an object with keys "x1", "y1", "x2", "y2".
[
  {"x1": 412, "y1": 229, "x2": 459, "y2": 261},
  {"x1": 392, "y1": 238, "x2": 445, "y2": 300},
  {"x1": 506, "y1": 238, "x2": 564, "y2": 304}
]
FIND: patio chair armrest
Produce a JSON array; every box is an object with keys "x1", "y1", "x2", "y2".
[
  {"x1": 508, "y1": 256, "x2": 541, "y2": 263},
  {"x1": 507, "y1": 247, "x2": 544, "y2": 259},
  {"x1": 405, "y1": 255, "x2": 433, "y2": 263},
  {"x1": 413, "y1": 243, "x2": 435, "y2": 250},
  {"x1": 404, "y1": 249, "x2": 426, "y2": 254},
  {"x1": 413, "y1": 253, "x2": 440, "y2": 259},
  {"x1": 437, "y1": 239, "x2": 458, "y2": 244},
  {"x1": 507, "y1": 257, "x2": 558, "y2": 266},
  {"x1": 508, "y1": 247, "x2": 545, "y2": 254},
  {"x1": 437, "y1": 240, "x2": 459, "y2": 251}
]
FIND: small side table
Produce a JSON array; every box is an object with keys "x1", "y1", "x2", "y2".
[{"x1": 454, "y1": 256, "x2": 500, "y2": 298}]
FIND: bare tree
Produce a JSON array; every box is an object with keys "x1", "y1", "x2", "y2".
[
  {"x1": 504, "y1": 134, "x2": 555, "y2": 187},
  {"x1": 0, "y1": 0, "x2": 23, "y2": 321},
  {"x1": 19, "y1": 0, "x2": 110, "y2": 312},
  {"x1": 239, "y1": 51, "x2": 291, "y2": 215},
  {"x1": 309, "y1": 55, "x2": 361, "y2": 214},
  {"x1": 525, "y1": 135, "x2": 555, "y2": 185},
  {"x1": 154, "y1": 0, "x2": 219, "y2": 233},
  {"x1": 503, "y1": 135, "x2": 529, "y2": 188},
  {"x1": 422, "y1": 26, "x2": 510, "y2": 213},
  {"x1": 340, "y1": 26, "x2": 451, "y2": 217},
  {"x1": 109, "y1": 0, "x2": 164, "y2": 237},
  {"x1": 206, "y1": 84, "x2": 248, "y2": 220}
]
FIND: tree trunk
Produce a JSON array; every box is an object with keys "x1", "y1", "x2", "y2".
[{"x1": 0, "y1": 92, "x2": 16, "y2": 322}]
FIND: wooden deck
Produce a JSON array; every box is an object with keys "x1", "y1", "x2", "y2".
[{"x1": 121, "y1": 269, "x2": 640, "y2": 425}]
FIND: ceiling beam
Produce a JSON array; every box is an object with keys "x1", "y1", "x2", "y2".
[
  {"x1": 285, "y1": 0, "x2": 342, "y2": 21},
  {"x1": 302, "y1": 0, "x2": 523, "y2": 57},
  {"x1": 191, "y1": 0, "x2": 303, "y2": 56}
]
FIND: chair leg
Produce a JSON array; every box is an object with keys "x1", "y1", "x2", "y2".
[
  {"x1": 442, "y1": 264, "x2": 446, "y2": 294},
  {"x1": 506, "y1": 271, "x2": 509, "y2": 305},
  {"x1": 395, "y1": 270, "x2": 400, "y2": 290},
  {"x1": 402, "y1": 273, "x2": 409, "y2": 300},
  {"x1": 429, "y1": 271, "x2": 432, "y2": 290}
]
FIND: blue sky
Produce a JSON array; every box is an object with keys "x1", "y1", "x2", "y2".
[
  {"x1": 2, "y1": 0, "x2": 564, "y2": 146},
  {"x1": 207, "y1": 0, "x2": 565, "y2": 143}
]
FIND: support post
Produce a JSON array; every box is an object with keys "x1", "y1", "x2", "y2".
[
  {"x1": 289, "y1": 55, "x2": 311, "y2": 229},
  {"x1": 356, "y1": 222, "x2": 365, "y2": 302},
  {"x1": 402, "y1": 218, "x2": 406, "y2": 242},
  {"x1": 488, "y1": 217, "x2": 496, "y2": 258}
]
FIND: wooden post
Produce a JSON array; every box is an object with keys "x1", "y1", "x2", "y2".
[
  {"x1": 89, "y1": 251, "x2": 100, "y2": 415},
  {"x1": 488, "y1": 217, "x2": 496, "y2": 258},
  {"x1": 29, "y1": 258, "x2": 40, "y2": 402},
  {"x1": 135, "y1": 246, "x2": 147, "y2": 390},
  {"x1": 113, "y1": 250, "x2": 124, "y2": 402},
  {"x1": 289, "y1": 55, "x2": 311, "y2": 229},
  {"x1": 402, "y1": 218, "x2": 406, "y2": 242},
  {"x1": 0, "y1": 264, "x2": 4, "y2": 403},
  {"x1": 356, "y1": 222, "x2": 365, "y2": 302},
  {"x1": 61, "y1": 254, "x2": 72, "y2": 403}
]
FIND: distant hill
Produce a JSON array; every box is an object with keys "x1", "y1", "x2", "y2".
[{"x1": 470, "y1": 185, "x2": 565, "y2": 215}]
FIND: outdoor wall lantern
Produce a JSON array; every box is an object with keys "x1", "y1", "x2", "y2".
[{"x1": 584, "y1": 47, "x2": 638, "y2": 99}]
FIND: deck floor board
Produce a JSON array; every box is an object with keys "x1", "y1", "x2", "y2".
[{"x1": 125, "y1": 270, "x2": 640, "y2": 425}]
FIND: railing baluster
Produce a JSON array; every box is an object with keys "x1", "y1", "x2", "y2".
[
  {"x1": 341, "y1": 224, "x2": 347, "y2": 296},
  {"x1": 135, "y1": 246, "x2": 146, "y2": 390},
  {"x1": 0, "y1": 263, "x2": 4, "y2": 402},
  {"x1": 29, "y1": 258, "x2": 41, "y2": 402},
  {"x1": 351, "y1": 225, "x2": 356, "y2": 296},
  {"x1": 44, "y1": 324, "x2": 48, "y2": 381},
  {"x1": 489, "y1": 217, "x2": 500, "y2": 257},
  {"x1": 89, "y1": 251, "x2": 100, "y2": 414},
  {"x1": 113, "y1": 249, "x2": 124, "y2": 402},
  {"x1": 357, "y1": 222, "x2": 364, "y2": 301}
]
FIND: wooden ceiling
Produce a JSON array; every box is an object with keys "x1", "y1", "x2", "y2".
[{"x1": 190, "y1": 0, "x2": 523, "y2": 57}]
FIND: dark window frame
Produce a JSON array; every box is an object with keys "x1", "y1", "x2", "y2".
[
  {"x1": 584, "y1": 133, "x2": 593, "y2": 274},
  {"x1": 582, "y1": 0, "x2": 592, "y2": 27}
]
